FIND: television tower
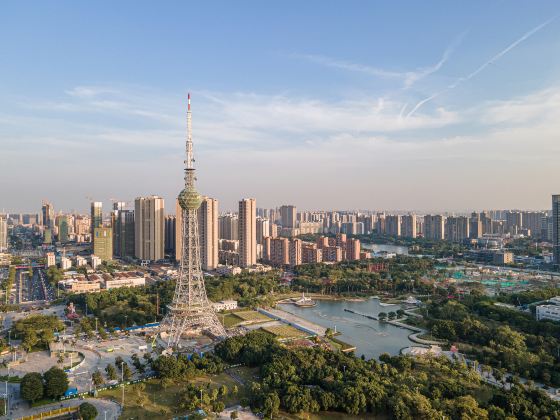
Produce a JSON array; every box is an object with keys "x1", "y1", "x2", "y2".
[{"x1": 160, "y1": 93, "x2": 226, "y2": 348}]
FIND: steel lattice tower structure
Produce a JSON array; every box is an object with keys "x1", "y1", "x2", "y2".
[{"x1": 161, "y1": 94, "x2": 226, "y2": 348}]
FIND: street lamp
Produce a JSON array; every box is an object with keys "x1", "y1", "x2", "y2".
[{"x1": 121, "y1": 362, "x2": 125, "y2": 408}]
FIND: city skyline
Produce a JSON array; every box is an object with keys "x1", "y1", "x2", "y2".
[{"x1": 2, "y1": 2, "x2": 560, "y2": 212}]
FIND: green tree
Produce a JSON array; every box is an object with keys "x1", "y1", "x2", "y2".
[
  {"x1": 92, "y1": 370, "x2": 104, "y2": 386},
  {"x1": 106, "y1": 364, "x2": 117, "y2": 380},
  {"x1": 378, "y1": 312, "x2": 387, "y2": 321},
  {"x1": 263, "y1": 392, "x2": 280, "y2": 418},
  {"x1": 20, "y1": 372, "x2": 44, "y2": 403},
  {"x1": 79, "y1": 402, "x2": 98, "y2": 420},
  {"x1": 43, "y1": 367, "x2": 69, "y2": 399}
]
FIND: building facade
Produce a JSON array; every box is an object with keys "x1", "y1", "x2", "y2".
[
  {"x1": 238, "y1": 199, "x2": 257, "y2": 268},
  {"x1": 134, "y1": 196, "x2": 165, "y2": 261}
]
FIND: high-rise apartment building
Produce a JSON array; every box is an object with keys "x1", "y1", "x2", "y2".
[
  {"x1": 218, "y1": 214, "x2": 239, "y2": 241},
  {"x1": 289, "y1": 238, "x2": 302, "y2": 267},
  {"x1": 93, "y1": 227, "x2": 113, "y2": 261},
  {"x1": 0, "y1": 216, "x2": 7, "y2": 251},
  {"x1": 279, "y1": 205, "x2": 297, "y2": 228},
  {"x1": 270, "y1": 237, "x2": 289, "y2": 266},
  {"x1": 445, "y1": 216, "x2": 469, "y2": 243},
  {"x1": 90, "y1": 202, "x2": 103, "y2": 235},
  {"x1": 424, "y1": 215, "x2": 445, "y2": 240},
  {"x1": 256, "y1": 217, "x2": 270, "y2": 245},
  {"x1": 238, "y1": 198, "x2": 257, "y2": 267},
  {"x1": 553, "y1": 195, "x2": 560, "y2": 267},
  {"x1": 469, "y1": 212, "x2": 482, "y2": 239},
  {"x1": 114, "y1": 210, "x2": 135, "y2": 258},
  {"x1": 302, "y1": 243, "x2": 322, "y2": 264},
  {"x1": 198, "y1": 197, "x2": 219, "y2": 271},
  {"x1": 401, "y1": 214, "x2": 417, "y2": 238},
  {"x1": 134, "y1": 196, "x2": 165, "y2": 261},
  {"x1": 385, "y1": 215, "x2": 401, "y2": 237},
  {"x1": 505, "y1": 211, "x2": 523, "y2": 235},
  {"x1": 346, "y1": 238, "x2": 361, "y2": 261}
]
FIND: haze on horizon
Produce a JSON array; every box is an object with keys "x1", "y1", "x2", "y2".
[{"x1": 1, "y1": 1, "x2": 559, "y2": 214}]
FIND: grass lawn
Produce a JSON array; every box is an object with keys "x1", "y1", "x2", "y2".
[
  {"x1": 261, "y1": 325, "x2": 308, "y2": 339},
  {"x1": 98, "y1": 372, "x2": 249, "y2": 419},
  {"x1": 232, "y1": 310, "x2": 271, "y2": 323},
  {"x1": 221, "y1": 313, "x2": 244, "y2": 328}
]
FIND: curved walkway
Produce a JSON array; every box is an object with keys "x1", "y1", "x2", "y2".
[{"x1": 408, "y1": 332, "x2": 446, "y2": 346}]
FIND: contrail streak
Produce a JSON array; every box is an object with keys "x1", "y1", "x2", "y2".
[{"x1": 407, "y1": 16, "x2": 557, "y2": 118}]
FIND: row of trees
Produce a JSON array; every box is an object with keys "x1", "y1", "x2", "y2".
[
  {"x1": 20, "y1": 367, "x2": 69, "y2": 403},
  {"x1": 293, "y1": 256, "x2": 436, "y2": 296}
]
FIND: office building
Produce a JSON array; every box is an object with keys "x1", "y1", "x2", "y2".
[
  {"x1": 93, "y1": 227, "x2": 113, "y2": 262},
  {"x1": 90, "y1": 202, "x2": 103, "y2": 235},
  {"x1": 279, "y1": 205, "x2": 297, "y2": 228},
  {"x1": 198, "y1": 197, "x2": 219, "y2": 271},
  {"x1": 135, "y1": 196, "x2": 165, "y2": 261},
  {"x1": 42, "y1": 201, "x2": 54, "y2": 229},
  {"x1": 401, "y1": 214, "x2": 417, "y2": 238},
  {"x1": 164, "y1": 215, "x2": 176, "y2": 256},
  {"x1": 553, "y1": 195, "x2": 560, "y2": 267},
  {"x1": 239, "y1": 198, "x2": 257, "y2": 267},
  {"x1": 114, "y1": 210, "x2": 135, "y2": 258},
  {"x1": 56, "y1": 215, "x2": 69, "y2": 243}
]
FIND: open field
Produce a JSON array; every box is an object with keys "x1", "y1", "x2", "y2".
[
  {"x1": 98, "y1": 369, "x2": 252, "y2": 419},
  {"x1": 261, "y1": 325, "x2": 308, "y2": 339}
]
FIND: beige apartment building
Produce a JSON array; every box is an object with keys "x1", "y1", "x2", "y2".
[{"x1": 239, "y1": 198, "x2": 257, "y2": 267}]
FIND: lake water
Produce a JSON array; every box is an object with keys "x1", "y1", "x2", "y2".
[
  {"x1": 361, "y1": 243, "x2": 409, "y2": 255},
  {"x1": 278, "y1": 298, "x2": 414, "y2": 359}
]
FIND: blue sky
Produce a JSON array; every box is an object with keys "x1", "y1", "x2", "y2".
[{"x1": 1, "y1": 1, "x2": 560, "y2": 213}]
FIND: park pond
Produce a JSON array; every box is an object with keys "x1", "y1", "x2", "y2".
[{"x1": 277, "y1": 298, "x2": 414, "y2": 359}]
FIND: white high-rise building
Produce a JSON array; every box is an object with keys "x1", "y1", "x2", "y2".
[
  {"x1": 0, "y1": 216, "x2": 7, "y2": 251},
  {"x1": 553, "y1": 195, "x2": 560, "y2": 267}
]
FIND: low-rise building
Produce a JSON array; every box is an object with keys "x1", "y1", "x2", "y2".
[
  {"x1": 216, "y1": 265, "x2": 242, "y2": 276},
  {"x1": 536, "y1": 305, "x2": 560, "y2": 322},
  {"x1": 103, "y1": 271, "x2": 145, "y2": 290},
  {"x1": 213, "y1": 300, "x2": 238, "y2": 311},
  {"x1": 60, "y1": 257, "x2": 72, "y2": 270}
]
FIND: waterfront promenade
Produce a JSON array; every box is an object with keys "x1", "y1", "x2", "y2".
[{"x1": 258, "y1": 307, "x2": 327, "y2": 336}]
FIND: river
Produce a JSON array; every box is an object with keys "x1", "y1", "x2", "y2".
[
  {"x1": 278, "y1": 298, "x2": 414, "y2": 359},
  {"x1": 361, "y1": 243, "x2": 409, "y2": 255}
]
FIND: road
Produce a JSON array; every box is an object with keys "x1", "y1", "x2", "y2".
[{"x1": 3, "y1": 394, "x2": 121, "y2": 420}]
